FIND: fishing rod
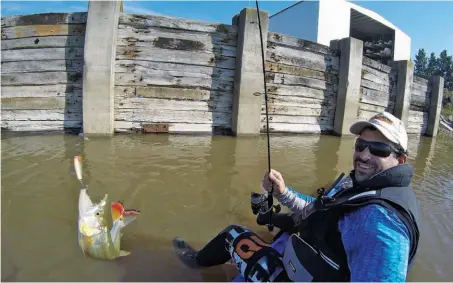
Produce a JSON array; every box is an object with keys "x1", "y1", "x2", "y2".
[{"x1": 255, "y1": 0, "x2": 280, "y2": 232}]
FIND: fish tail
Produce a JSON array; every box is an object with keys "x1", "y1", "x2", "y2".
[
  {"x1": 111, "y1": 202, "x2": 125, "y2": 222},
  {"x1": 123, "y1": 209, "x2": 140, "y2": 226}
]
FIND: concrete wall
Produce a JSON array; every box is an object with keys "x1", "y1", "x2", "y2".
[
  {"x1": 0, "y1": 4, "x2": 444, "y2": 138},
  {"x1": 268, "y1": 1, "x2": 319, "y2": 43}
]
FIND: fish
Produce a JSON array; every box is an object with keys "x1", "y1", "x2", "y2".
[{"x1": 74, "y1": 155, "x2": 141, "y2": 260}]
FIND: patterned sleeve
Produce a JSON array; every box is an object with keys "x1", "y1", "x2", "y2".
[
  {"x1": 275, "y1": 187, "x2": 316, "y2": 213},
  {"x1": 339, "y1": 204, "x2": 411, "y2": 282}
]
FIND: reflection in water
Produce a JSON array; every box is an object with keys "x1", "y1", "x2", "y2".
[{"x1": 1, "y1": 133, "x2": 452, "y2": 281}]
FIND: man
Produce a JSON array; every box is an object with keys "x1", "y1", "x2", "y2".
[{"x1": 172, "y1": 111, "x2": 421, "y2": 282}]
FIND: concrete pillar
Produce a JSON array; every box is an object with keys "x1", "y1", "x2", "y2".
[
  {"x1": 394, "y1": 60, "x2": 414, "y2": 125},
  {"x1": 332, "y1": 37, "x2": 363, "y2": 136},
  {"x1": 426, "y1": 76, "x2": 445, "y2": 137},
  {"x1": 82, "y1": 0, "x2": 122, "y2": 136},
  {"x1": 231, "y1": 8, "x2": 269, "y2": 136}
]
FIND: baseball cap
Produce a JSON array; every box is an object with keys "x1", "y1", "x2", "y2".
[{"x1": 349, "y1": 111, "x2": 408, "y2": 153}]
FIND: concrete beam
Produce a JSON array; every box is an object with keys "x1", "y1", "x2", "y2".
[
  {"x1": 231, "y1": 8, "x2": 269, "y2": 136},
  {"x1": 332, "y1": 37, "x2": 363, "y2": 136},
  {"x1": 82, "y1": 0, "x2": 122, "y2": 136},
  {"x1": 394, "y1": 60, "x2": 414, "y2": 125},
  {"x1": 426, "y1": 76, "x2": 445, "y2": 137}
]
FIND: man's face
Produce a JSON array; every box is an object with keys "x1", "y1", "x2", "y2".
[{"x1": 353, "y1": 128, "x2": 403, "y2": 182}]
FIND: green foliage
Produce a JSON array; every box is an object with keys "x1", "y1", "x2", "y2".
[{"x1": 414, "y1": 49, "x2": 453, "y2": 91}]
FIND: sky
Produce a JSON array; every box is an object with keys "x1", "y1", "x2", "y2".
[{"x1": 1, "y1": 0, "x2": 452, "y2": 60}]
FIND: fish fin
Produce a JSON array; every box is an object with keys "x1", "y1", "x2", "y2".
[
  {"x1": 111, "y1": 202, "x2": 125, "y2": 222},
  {"x1": 120, "y1": 250, "x2": 131, "y2": 257},
  {"x1": 122, "y1": 209, "x2": 140, "y2": 226}
]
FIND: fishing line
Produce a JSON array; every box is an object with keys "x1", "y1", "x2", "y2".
[{"x1": 255, "y1": 0, "x2": 274, "y2": 231}]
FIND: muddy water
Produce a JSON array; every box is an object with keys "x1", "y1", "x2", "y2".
[{"x1": 1, "y1": 133, "x2": 452, "y2": 281}]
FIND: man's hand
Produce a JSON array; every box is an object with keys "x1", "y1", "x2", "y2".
[{"x1": 261, "y1": 169, "x2": 287, "y2": 196}]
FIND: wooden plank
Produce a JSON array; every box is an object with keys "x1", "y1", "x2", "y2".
[
  {"x1": 1, "y1": 35, "x2": 85, "y2": 50},
  {"x1": 117, "y1": 38, "x2": 236, "y2": 57},
  {"x1": 267, "y1": 32, "x2": 339, "y2": 56},
  {"x1": 114, "y1": 121, "x2": 217, "y2": 133},
  {"x1": 114, "y1": 86, "x2": 232, "y2": 102},
  {"x1": 1, "y1": 109, "x2": 82, "y2": 121},
  {"x1": 2, "y1": 72, "x2": 83, "y2": 86},
  {"x1": 359, "y1": 103, "x2": 388, "y2": 113},
  {"x1": 115, "y1": 60, "x2": 234, "y2": 82},
  {"x1": 410, "y1": 93, "x2": 430, "y2": 108},
  {"x1": 410, "y1": 87, "x2": 430, "y2": 99},
  {"x1": 114, "y1": 109, "x2": 231, "y2": 126},
  {"x1": 266, "y1": 73, "x2": 337, "y2": 92},
  {"x1": 412, "y1": 81, "x2": 432, "y2": 93},
  {"x1": 361, "y1": 65, "x2": 396, "y2": 87},
  {"x1": 0, "y1": 84, "x2": 82, "y2": 98},
  {"x1": 261, "y1": 122, "x2": 333, "y2": 133},
  {"x1": 266, "y1": 45, "x2": 339, "y2": 74},
  {"x1": 261, "y1": 115, "x2": 334, "y2": 125},
  {"x1": 408, "y1": 110, "x2": 429, "y2": 120},
  {"x1": 1, "y1": 60, "x2": 83, "y2": 73},
  {"x1": 358, "y1": 109, "x2": 382, "y2": 120},
  {"x1": 117, "y1": 25, "x2": 236, "y2": 47},
  {"x1": 116, "y1": 46, "x2": 235, "y2": 70},
  {"x1": 265, "y1": 94, "x2": 335, "y2": 109},
  {"x1": 413, "y1": 76, "x2": 429, "y2": 86},
  {"x1": 115, "y1": 97, "x2": 232, "y2": 112},
  {"x1": 1, "y1": 24, "x2": 86, "y2": 39},
  {"x1": 360, "y1": 87, "x2": 394, "y2": 108},
  {"x1": 1, "y1": 120, "x2": 82, "y2": 131},
  {"x1": 1, "y1": 96, "x2": 82, "y2": 110},
  {"x1": 1, "y1": 47, "x2": 84, "y2": 61},
  {"x1": 119, "y1": 14, "x2": 237, "y2": 34},
  {"x1": 263, "y1": 104, "x2": 336, "y2": 117},
  {"x1": 361, "y1": 65, "x2": 396, "y2": 81},
  {"x1": 115, "y1": 73, "x2": 234, "y2": 92},
  {"x1": 361, "y1": 78, "x2": 395, "y2": 94},
  {"x1": 1, "y1": 12, "x2": 87, "y2": 27},
  {"x1": 266, "y1": 83, "x2": 336, "y2": 100},
  {"x1": 362, "y1": 57, "x2": 392, "y2": 74},
  {"x1": 265, "y1": 62, "x2": 338, "y2": 84}
]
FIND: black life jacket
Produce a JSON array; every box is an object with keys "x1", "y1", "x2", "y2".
[{"x1": 284, "y1": 164, "x2": 421, "y2": 282}]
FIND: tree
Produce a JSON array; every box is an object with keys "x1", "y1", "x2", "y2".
[
  {"x1": 414, "y1": 49, "x2": 428, "y2": 76},
  {"x1": 413, "y1": 48, "x2": 453, "y2": 91}
]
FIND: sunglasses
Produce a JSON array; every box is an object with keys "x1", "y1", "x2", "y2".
[{"x1": 354, "y1": 138, "x2": 401, "y2": 158}]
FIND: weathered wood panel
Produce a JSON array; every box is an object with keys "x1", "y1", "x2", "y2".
[
  {"x1": 266, "y1": 73, "x2": 337, "y2": 92},
  {"x1": 1, "y1": 84, "x2": 82, "y2": 98},
  {"x1": 360, "y1": 87, "x2": 395, "y2": 108},
  {"x1": 1, "y1": 35, "x2": 85, "y2": 50},
  {"x1": 1, "y1": 47, "x2": 84, "y2": 61},
  {"x1": 115, "y1": 109, "x2": 231, "y2": 126},
  {"x1": 267, "y1": 32, "x2": 339, "y2": 56},
  {"x1": 117, "y1": 25, "x2": 237, "y2": 47},
  {"x1": 115, "y1": 60, "x2": 234, "y2": 82},
  {"x1": 265, "y1": 62, "x2": 338, "y2": 83},
  {"x1": 407, "y1": 110, "x2": 429, "y2": 135},
  {"x1": 116, "y1": 97, "x2": 232, "y2": 112},
  {"x1": 2, "y1": 109, "x2": 82, "y2": 121},
  {"x1": 116, "y1": 46, "x2": 235, "y2": 70},
  {"x1": 266, "y1": 83, "x2": 336, "y2": 100},
  {"x1": 1, "y1": 24, "x2": 86, "y2": 39},
  {"x1": 2, "y1": 72, "x2": 83, "y2": 86},
  {"x1": 115, "y1": 86, "x2": 231, "y2": 102},
  {"x1": 266, "y1": 94, "x2": 335, "y2": 109},
  {"x1": 264, "y1": 104, "x2": 336, "y2": 117},
  {"x1": 2, "y1": 60, "x2": 83, "y2": 73},
  {"x1": 1, "y1": 120, "x2": 82, "y2": 132},
  {"x1": 115, "y1": 73, "x2": 233, "y2": 92},
  {"x1": 266, "y1": 45, "x2": 339, "y2": 74},
  {"x1": 1, "y1": 96, "x2": 81, "y2": 110},
  {"x1": 261, "y1": 115, "x2": 334, "y2": 125},
  {"x1": 261, "y1": 123, "x2": 333, "y2": 134},
  {"x1": 362, "y1": 57, "x2": 392, "y2": 74},
  {"x1": 359, "y1": 103, "x2": 388, "y2": 113},
  {"x1": 114, "y1": 121, "x2": 218, "y2": 133},
  {"x1": 1, "y1": 12, "x2": 87, "y2": 27},
  {"x1": 119, "y1": 14, "x2": 237, "y2": 35}
]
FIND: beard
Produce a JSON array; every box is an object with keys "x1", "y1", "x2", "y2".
[{"x1": 354, "y1": 157, "x2": 380, "y2": 182}]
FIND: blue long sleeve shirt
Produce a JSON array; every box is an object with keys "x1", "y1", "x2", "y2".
[{"x1": 278, "y1": 180, "x2": 411, "y2": 282}]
